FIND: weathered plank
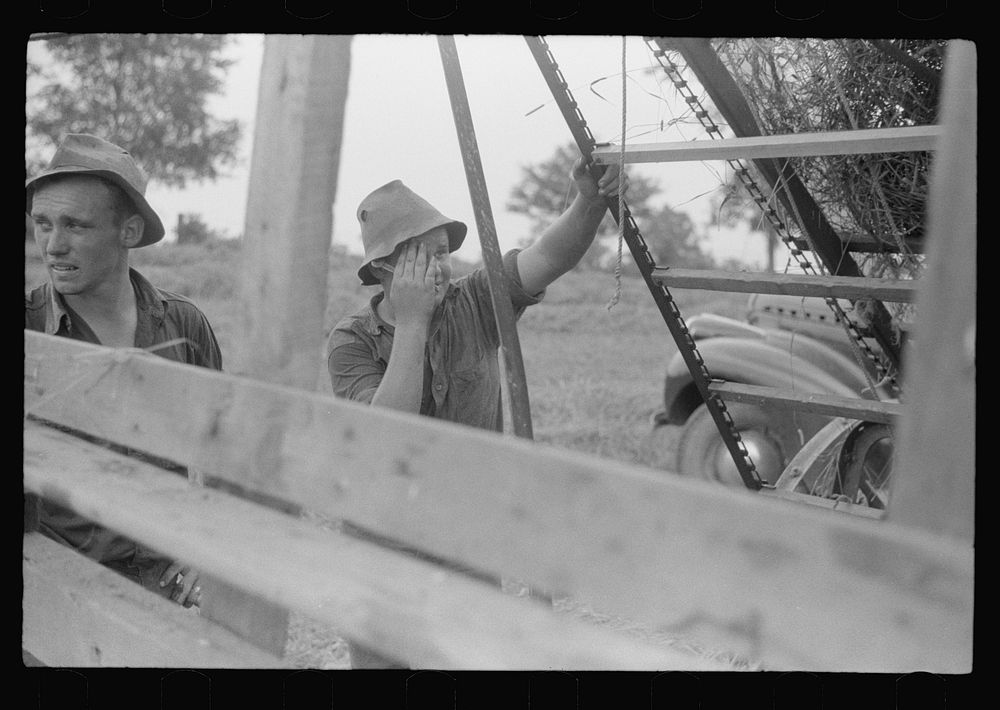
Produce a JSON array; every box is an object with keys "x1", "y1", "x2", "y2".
[
  {"x1": 708, "y1": 381, "x2": 905, "y2": 424},
  {"x1": 24, "y1": 332, "x2": 973, "y2": 671},
  {"x1": 759, "y1": 488, "x2": 885, "y2": 521},
  {"x1": 891, "y1": 41, "x2": 977, "y2": 542},
  {"x1": 652, "y1": 268, "x2": 919, "y2": 303},
  {"x1": 591, "y1": 126, "x2": 940, "y2": 165},
  {"x1": 238, "y1": 34, "x2": 351, "y2": 392},
  {"x1": 22, "y1": 532, "x2": 286, "y2": 668},
  {"x1": 218, "y1": 35, "x2": 355, "y2": 654},
  {"x1": 22, "y1": 421, "x2": 727, "y2": 671}
]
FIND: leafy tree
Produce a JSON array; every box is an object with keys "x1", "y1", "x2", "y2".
[
  {"x1": 507, "y1": 142, "x2": 714, "y2": 270},
  {"x1": 26, "y1": 33, "x2": 242, "y2": 188},
  {"x1": 708, "y1": 175, "x2": 779, "y2": 271},
  {"x1": 646, "y1": 203, "x2": 716, "y2": 270},
  {"x1": 175, "y1": 213, "x2": 227, "y2": 245}
]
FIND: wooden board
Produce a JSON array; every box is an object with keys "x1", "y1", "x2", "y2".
[
  {"x1": 708, "y1": 381, "x2": 905, "y2": 424},
  {"x1": 22, "y1": 532, "x2": 286, "y2": 668},
  {"x1": 760, "y1": 488, "x2": 885, "y2": 521},
  {"x1": 215, "y1": 35, "x2": 355, "y2": 654},
  {"x1": 238, "y1": 34, "x2": 351, "y2": 392},
  {"x1": 24, "y1": 333, "x2": 973, "y2": 671},
  {"x1": 22, "y1": 422, "x2": 728, "y2": 671},
  {"x1": 592, "y1": 125, "x2": 940, "y2": 164},
  {"x1": 891, "y1": 41, "x2": 977, "y2": 542},
  {"x1": 652, "y1": 268, "x2": 919, "y2": 303}
]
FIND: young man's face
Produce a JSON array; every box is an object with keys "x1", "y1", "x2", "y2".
[
  {"x1": 383, "y1": 227, "x2": 453, "y2": 304},
  {"x1": 30, "y1": 176, "x2": 132, "y2": 298}
]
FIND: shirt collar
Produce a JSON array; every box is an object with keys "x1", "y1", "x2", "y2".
[
  {"x1": 128, "y1": 268, "x2": 165, "y2": 323},
  {"x1": 43, "y1": 267, "x2": 166, "y2": 336},
  {"x1": 44, "y1": 283, "x2": 69, "y2": 335},
  {"x1": 364, "y1": 291, "x2": 390, "y2": 336}
]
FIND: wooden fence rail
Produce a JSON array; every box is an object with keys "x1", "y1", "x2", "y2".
[
  {"x1": 24, "y1": 419, "x2": 706, "y2": 670},
  {"x1": 23, "y1": 330, "x2": 972, "y2": 671}
]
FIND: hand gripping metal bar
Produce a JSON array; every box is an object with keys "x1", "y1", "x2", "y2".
[{"x1": 523, "y1": 35, "x2": 764, "y2": 490}]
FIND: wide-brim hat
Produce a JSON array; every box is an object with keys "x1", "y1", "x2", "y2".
[
  {"x1": 356, "y1": 179, "x2": 467, "y2": 285},
  {"x1": 25, "y1": 133, "x2": 165, "y2": 248}
]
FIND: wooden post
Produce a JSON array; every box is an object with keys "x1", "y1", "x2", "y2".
[
  {"x1": 890, "y1": 40, "x2": 976, "y2": 542},
  {"x1": 238, "y1": 34, "x2": 352, "y2": 392},
  {"x1": 202, "y1": 34, "x2": 353, "y2": 658}
]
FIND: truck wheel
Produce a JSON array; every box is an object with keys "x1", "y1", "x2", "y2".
[
  {"x1": 675, "y1": 402, "x2": 807, "y2": 487},
  {"x1": 781, "y1": 419, "x2": 894, "y2": 509}
]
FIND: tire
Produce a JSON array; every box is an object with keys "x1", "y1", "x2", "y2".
[
  {"x1": 675, "y1": 401, "x2": 825, "y2": 487},
  {"x1": 781, "y1": 418, "x2": 894, "y2": 509}
]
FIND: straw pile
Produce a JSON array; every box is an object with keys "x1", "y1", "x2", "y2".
[{"x1": 711, "y1": 38, "x2": 945, "y2": 327}]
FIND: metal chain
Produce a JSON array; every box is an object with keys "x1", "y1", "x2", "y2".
[
  {"x1": 606, "y1": 35, "x2": 626, "y2": 311},
  {"x1": 525, "y1": 35, "x2": 764, "y2": 490},
  {"x1": 644, "y1": 40, "x2": 899, "y2": 393}
]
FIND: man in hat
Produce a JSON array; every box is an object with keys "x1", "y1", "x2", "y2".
[
  {"x1": 327, "y1": 158, "x2": 626, "y2": 426},
  {"x1": 25, "y1": 133, "x2": 222, "y2": 608},
  {"x1": 326, "y1": 157, "x2": 625, "y2": 667}
]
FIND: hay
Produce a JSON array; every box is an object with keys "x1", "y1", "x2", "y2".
[{"x1": 709, "y1": 38, "x2": 945, "y2": 329}]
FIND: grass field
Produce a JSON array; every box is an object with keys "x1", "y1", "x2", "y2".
[{"x1": 25, "y1": 238, "x2": 756, "y2": 669}]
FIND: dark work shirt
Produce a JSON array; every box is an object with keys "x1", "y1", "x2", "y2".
[
  {"x1": 24, "y1": 267, "x2": 222, "y2": 566},
  {"x1": 25, "y1": 267, "x2": 222, "y2": 369},
  {"x1": 326, "y1": 249, "x2": 542, "y2": 432}
]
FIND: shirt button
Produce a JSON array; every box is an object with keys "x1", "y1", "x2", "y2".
[{"x1": 434, "y1": 383, "x2": 443, "y2": 391}]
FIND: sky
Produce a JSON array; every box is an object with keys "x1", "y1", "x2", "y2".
[{"x1": 29, "y1": 34, "x2": 770, "y2": 268}]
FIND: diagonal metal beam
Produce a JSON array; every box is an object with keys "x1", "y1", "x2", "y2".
[
  {"x1": 437, "y1": 35, "x2": 534, "y2": 439},
  {"x1": 524, "y1": 35, "x2": 763, "y2": 490}
]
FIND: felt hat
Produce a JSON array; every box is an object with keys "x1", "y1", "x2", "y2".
[
  {"x1": 26, "y1": 133, "x2": 165, "y2": 247},
  {"x1": 356, "y1": 180, "x2": 466, "y2": 285}
]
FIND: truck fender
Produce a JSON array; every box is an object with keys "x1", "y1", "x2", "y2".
[
  {"x1": 659, "y1": 335, "x2": 861, "y2": 425},
  {"x1": 759, "y1": 329, "x2": 870, "y2": 394}
]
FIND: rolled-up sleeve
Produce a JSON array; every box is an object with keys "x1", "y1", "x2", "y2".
[
  {"x1": 506, "y1": 248, "x2": 546, "y2": 310},
  {"x1": 327, "y1": 326, "x2": 383, "y2": 404},
  {"x1": 461, "y1": 249, "x2": 545, "y2": 348},
  {"x1": 189, "y1": 310, "x2": 223, "y2": 371}
]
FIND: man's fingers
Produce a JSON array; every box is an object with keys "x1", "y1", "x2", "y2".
[
  {"x1": 178, "y1": 580, "x2": 202, "y2": 607},
  {"x1": 427, "y1": 259, "x2": 439, "y2": 284},
  {"x1": 407, "y1": 242, "x2": 422, "y2": 279},
  {"x1": 397, "y1": 244, "x2": 409, "y2": 279},
  {"x1": 573, "y1": 156, "x2": 600, "y2": 180},
  {"x1": 416, "y1": 242, "x2": 428, "y2": 275},
  {"x1": 160, "y1": 562, "x2": 183, "y2": 587},
  {"x1": 172, "y1": 569, "x2": 200, "y2": 606},
  {"x1": 598, "y1": 166, "x2": 627, "y2": 198}
]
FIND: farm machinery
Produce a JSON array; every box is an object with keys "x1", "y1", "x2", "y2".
[{"x1": 525, "y1": 36, "x2": 958, "y2": 520}]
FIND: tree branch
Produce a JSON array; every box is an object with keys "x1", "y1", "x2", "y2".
[{"x1": 868, "y1": 40, "x2": 941, "y2": 88}]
